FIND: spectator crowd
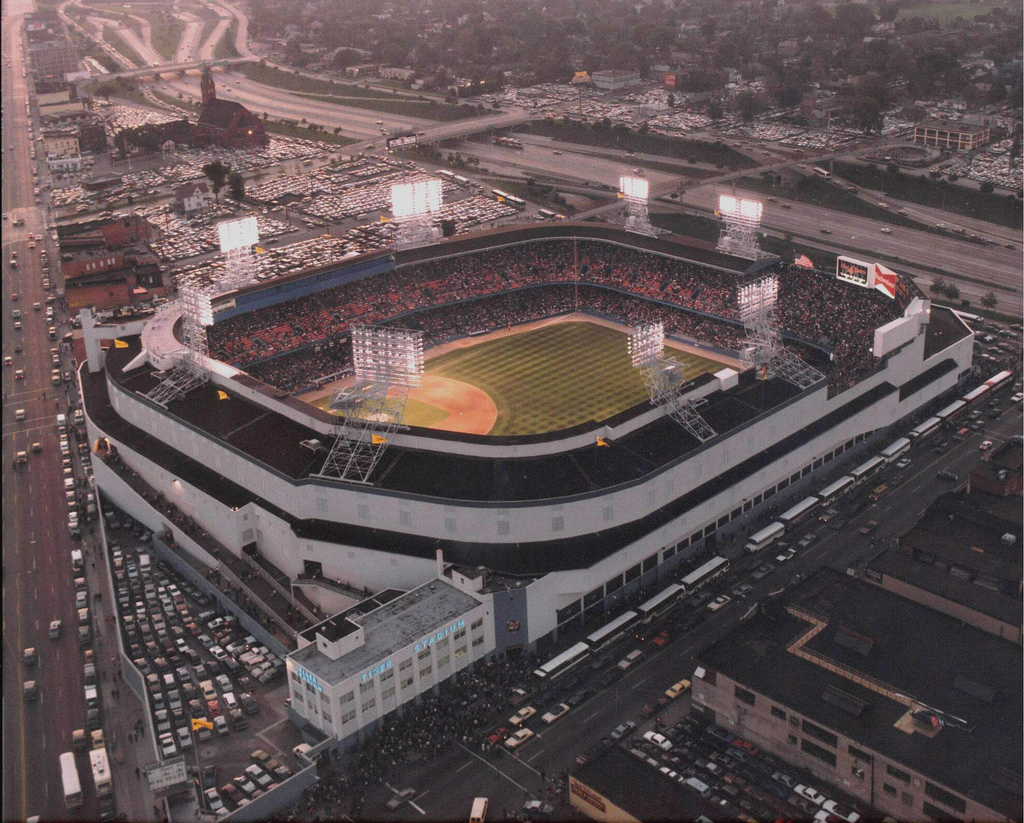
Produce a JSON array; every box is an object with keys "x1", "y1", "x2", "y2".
[{"x1": 205, "y1": 240, "x2": 903, "y2": 395}]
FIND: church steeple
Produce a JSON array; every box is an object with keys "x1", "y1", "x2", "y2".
[{"x1": 201, "y1": 65, "x2": 216, "y2": 106}]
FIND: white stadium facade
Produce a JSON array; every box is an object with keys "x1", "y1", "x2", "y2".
[{"x1": 78, "y1": 223, "x2": 974, "y2": 744}]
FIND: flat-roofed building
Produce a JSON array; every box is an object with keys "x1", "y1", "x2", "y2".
[
  {"x1": 693, "y1": 569, "x2": 1022, "y2": 822},
  {"x1": 591, "y1": 70, "x2": 642, "y2": 91},
  {"x1": 286, "y1": 578, "x2": 493, "y2": 747},
  {"x1": 866, "y1": 472, "x2": 1022, "y2": 643},
  {"x1": 913, "y1": 119, "x2": 990, "y2": 151}
]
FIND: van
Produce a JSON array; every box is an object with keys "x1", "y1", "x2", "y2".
[
  {"x1": 85, "y1": 684, "x2": 99, "y2": 709},
  {"x1": 71, "y1": 549, "x2": 83, "y2": 570},
  {"x1": 15, "y1": 409, "x2": 26, "y2": 422},
  {"x1": 223, "y1": 692, "x2": 239, "y2": 712},
  {"x1": 470, "y1": 797, "x2": 489, "y2": 822},
  {"x1": 684, "y1": 777, "x2": 711, "y2": 798},
  {"x1": 56, "y1": 413, "x2": 66, "y2": 432},
  {"x1": 292, "y1": 743, "x2": 313, "y2": 760}
]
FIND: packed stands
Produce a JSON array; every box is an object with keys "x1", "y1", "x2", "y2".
[{"x1": 206, "y1": 241, "x2": 903, "y2": 395}]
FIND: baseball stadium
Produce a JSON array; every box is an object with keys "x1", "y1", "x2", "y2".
[{"x1": 80, "y1": 221, "x2": 974, "y2": 665}]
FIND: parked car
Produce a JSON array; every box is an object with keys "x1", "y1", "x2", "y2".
[
  {"x1": 611, "y1": 721, "x2": 636, "y2": 741},
  {"x1": 509, "y1": 706, "x2": 536, "y2": 726},
  {"x1": 505, "y1": 728, "x2": 535, "y2": 749}
]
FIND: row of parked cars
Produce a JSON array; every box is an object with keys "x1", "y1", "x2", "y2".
[
  {"x1": 619, "y1": 715, "x2": 862, "y2": 823},
  {"x1": 201, "y1": 749, "x2": 295, "y2": 816}
]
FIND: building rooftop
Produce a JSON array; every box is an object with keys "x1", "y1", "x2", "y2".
[
  {"x1": 697, "y1": 569, "x2": 1023, "y2": 820},
  {"x1": 288, "y1": 578, "x2": 481, "y2": 685},
  {"x1": 572, "y1": 745, "x2": 716, "y2": 822},
  {"x1": 917, "y1": 118, "x2": 989, "y2": 135}
]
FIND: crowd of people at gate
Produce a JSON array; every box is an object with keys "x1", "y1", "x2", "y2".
[{"x1": 206, "y1": 242, "x2": 903, "y2": 395}]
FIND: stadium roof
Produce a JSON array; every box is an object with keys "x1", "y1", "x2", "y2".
[
  {"x1": 90, "y1": 334, "x2": 957, "y2": 573},
  {"x1": 697, "y1": 569, "x2": 1022, "y2": 820}
]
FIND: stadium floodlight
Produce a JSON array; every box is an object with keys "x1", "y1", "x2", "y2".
[
  {"x1": 738, "y1": 275, "x2": 778, "y2": 324},
  {"x1": 144, "y1": 282, "x2": 212, "y2": 406},
  {"x1": 392, "y1": 179, "x2": 442, "y2": 220},
  {"x1": 718, "y1": 195, "x2": 763, "y2": 225},
  {"x1": 218, "y1": 216, "x2": 259, "y2": 253},
  {"x1": 179, "y1": 283, "x2": 214, "y2": 327},
  {"x1": 619, "y1": 176, "x2": 649, "y2": 201},
  {"x1": 352, "y1": 325, "x2": 424, "y2": 387},
  {"x1": 627, "y1": 322, "x2": 664, "y2": 367}
]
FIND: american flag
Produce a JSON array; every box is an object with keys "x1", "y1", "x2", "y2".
[{"x1": 794, "y1": 254, "x2": 814, "y2": 269}]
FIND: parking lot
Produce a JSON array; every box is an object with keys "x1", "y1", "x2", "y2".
[{"x1": 102, "y1": 511, "x2": 307, "y2": 815}]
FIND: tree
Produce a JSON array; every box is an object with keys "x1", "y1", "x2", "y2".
[
  {"x1": 735, "y1": 91, "x2": 761, "y2": 122},
  {"x1": 667, "y1": 93, "x2": 675, "y2": 109},
  {"x1": 707, "y1": 99, "x2": 724, "y2": 122},
  {"x1": 944, "y1": 282, "x2": 960, "y2": 300},
  {"x1": 981, "y1": 291, "x2": 998, "y2": 309},
  {"x1": 440, "y1": 218, "x2": 456, "y2": 237},
  {"x1": 930, "y1": 278, "x2": 948, "y2": 294},
  {"x1": 227, "y1": 171, "x2": 245, "y2": 202},
  {"x1": 979, "y1": 181, "x2": 994, "y2": 194},
  {"x1": 202, "y1": 160, "x2": 230, "y2": 203}
]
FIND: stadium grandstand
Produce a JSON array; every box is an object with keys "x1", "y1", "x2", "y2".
[{"x1": 79, "y1": 221, "x2": 973, "y2": 677}]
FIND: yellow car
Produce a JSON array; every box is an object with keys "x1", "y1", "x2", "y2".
[{"x1": 665, "y1": 679, "x2": 691, "y2": 699}]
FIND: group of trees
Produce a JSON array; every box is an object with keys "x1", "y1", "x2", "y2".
[{"x1": 201, "y1": 160, "x2": 246, "y2": 203}]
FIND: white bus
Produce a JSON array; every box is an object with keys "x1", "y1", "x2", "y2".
[
  {"x1": 850, "y1": 456, "x2": 886, "y2": 485},
  {"x1": 637, "y1": 585, "x2": 683, "y2": 624},
  {"x1": 585, "y1": 611, "x2": 639, "y2": 649},
  {"x1": 880, "y1": 437, "x2": 911, "y2": 463},
  {"x1": 60, "y1": 752, "x2": 83, "y2": 809},
  {"x1": 816, "y1": 476, "x2": 855, "y2": 507},
  {"x1": 962, "y1": 385, "x2": 990, "y2": 406},
  {"x1": 680, "y1": 556, "x2": 729, "y2": 594},
  {"x1": 813, "y1": 167, "x2": 831, "y2": 179},
  {"x1": 533, "y1": 641, "x2": 590, "y2": 680},
  {"x1": 778, "y1": 496, "x2": 821, "y2": 529},
  {"x1": 985, "y1": 370, "x2": 1013, "y2": 393},
  {"x1": 745, "y1": 522, "x2": 785, "y2": 553},
  {"x1": 90, "y1": 747, "x2": 112, "y2": 798},
  {"x1": 909, "y1": 417, "x2": 941, "y2": 442},
  {"x1": 935, "y1": 400, "x2": 967, "y2": 424}
]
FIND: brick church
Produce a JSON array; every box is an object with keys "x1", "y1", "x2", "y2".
[{"x1": 195, "y1": 65, "x2": 268, "y2": 149}]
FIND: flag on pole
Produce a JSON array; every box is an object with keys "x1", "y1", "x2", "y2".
[
  {"x1": 379, "y1": 215, "x2": 390, "y2": 223},
  {"x1": 255, "y1": 246, "x2": 266, "y2": 254},
  {"x1": 371, "y1": 433, "x2": 388, "y2": 445},
  {"x1": 217, "y1": 390, "x2": 229, "y2": 401},
  {"x1": 794, "y1": 254, "x2": 814, "y2": 269},
  {"x1": 191, "y1": 718, "x2": 213, "y2": 731},
  {"x1": 114, "y1": 339, "x2": 128, "y2": 348},
  {"x1": 596, "y1": 436, "x2": 610, "y2": 448}
]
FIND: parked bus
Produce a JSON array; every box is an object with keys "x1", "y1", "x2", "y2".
[
  {"x1": 585, "y1": 611, "x2": 639, "y2": 650},
  {"x1": 490, "y1": 188, "x2": 510, "y2": 202},
  {"x1": 816, "y1": 475, "x2": 855, "y2": 507},
  {"x1": 60, "y1": 752, "x2": 83, "y2": 809},
  {"x1": 533, "y1": 641, "x2": 590, "y2": 680},
  {"x1": 637, "y1": 585, "x2": 683, "y2": 624},
  {"x1": 850, "y1": 456, "x2": 886, "y2": 485},
  {"x1": 909, "y1": 417, "x2": 941, "y2": 442},
  {"x1": 962, "y1": 385, "x2": 990, "y2": 406},
  {"x1": 90, "y1": 748, "x2": 112, "y2": 798},
  {"x1": 935, "y1": 400, "x2": 967, "y2": 424},
  {"x1": 537, "y1": 208, "x2": 558, "y2": 220},
  {"x1": 745, "y1": 522, "x2": 785, "y2": 553},
  {"x1": 985, "y1": 370, "x2": 1013, "y2": 393},
  {"x1": 680, "y1": 556, "x2": 729, "y2": 595},
  {"x1": 879, "y1": 438, "x2": 911, "y2": 463},
  {"x1": 453, "y1": 175, "x2": 471, "y2": 187},
  {"x1": 506, "y1": 195, "x2": 526, "y2": 210},
  {"x1": 437, "y1": 170, "x2": 456, "y2": 181},
  {"x1": 813, "y1": 167, "x2": 831, "y2": 179},
  {"x1": 778, "y1": 496, "x2": 821, "y2": 529}
]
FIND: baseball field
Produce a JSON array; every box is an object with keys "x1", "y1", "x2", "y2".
[{"x1": 311, "y1": 318, "x2": 727, "y2": 436}]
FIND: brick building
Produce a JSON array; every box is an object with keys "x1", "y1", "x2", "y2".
[
  {"x1": 195, "y1": 66, "x2": 267, "y2": 149},
  {"x1": 693, "y1": 569, "x2": 1021, "y2": 822},
  {"x1": 28, "y1": 38, "x2": 78, "y2": 83}
]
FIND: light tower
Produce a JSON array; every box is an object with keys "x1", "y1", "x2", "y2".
[
  {"x1": 715, "y1": 194, "x2": 772, "y2": 260},
  {"x1": 627, "y1": 322, "x2": 715, "y2": 443},
  {"x1": 145, "y1": 282, "x2": 213, "y2": 407},
  {"x1": 391, "y1": 179, "x2": 442, "y2": 250},
  {"x1": 216, "y1": 216, "x2": 258, "y2": 293},
  {"x1": 738, "y1": 274, "x2": 823, "y2": 390},
  {"x1": 316, "y1": 325, "x2": 424, "y2": 484},
  {"x1": 618, "y1": 175, "x2": 656, "y2": 237}
]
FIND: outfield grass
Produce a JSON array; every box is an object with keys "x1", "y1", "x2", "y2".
[{"x1": 424, "y1": 321, "x2": 722, "y2": 436}]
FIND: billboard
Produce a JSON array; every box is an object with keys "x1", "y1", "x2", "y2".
[
  {"x1": 873, "y1": 263, "x2": 899, "y2": 300},
  {"x1": 836, "y1": 256, "x2": 872, "y2": 288},
  {"x1": 663, "y1": 73, "x2": 677, "y2": 89},
  {"x1": 386, "y1": 133, "x2": 418, "y2": 150}
]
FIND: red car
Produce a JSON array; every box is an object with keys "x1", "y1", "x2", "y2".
[
  {"x1": 487, "y1": 727, "x2": 509, "y2": 745},
  {"x1": 731, "y1": 737, "x2": 759, "y2": 756},
  {"x1": 652, "y1": 630, "x2": 670, "y2": 648},
  {"x1": 208, "y1": 699, "x2": 222, "y2": 718}
]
